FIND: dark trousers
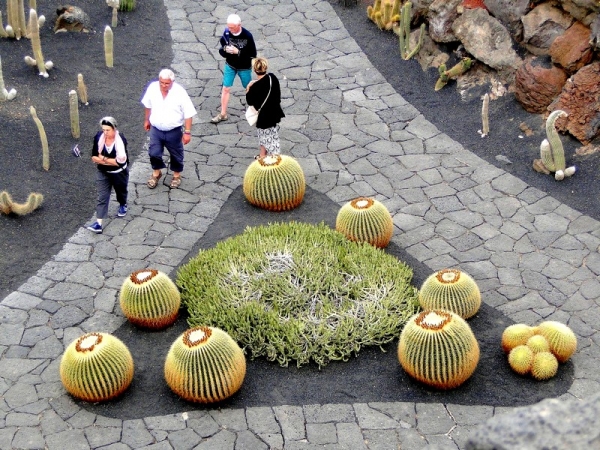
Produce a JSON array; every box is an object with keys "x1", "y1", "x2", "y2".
[
  {"x1": 96, "y1": 169, "x2": 128, "y2": 219},
  {"x1": 149, "y1": 126, "x2": 184, "y2": 173}
]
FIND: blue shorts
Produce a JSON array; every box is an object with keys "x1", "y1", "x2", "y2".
[{"x1": 223, "y1": 64, "x2": 252, "y2": 88}]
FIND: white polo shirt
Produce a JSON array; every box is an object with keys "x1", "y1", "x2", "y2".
[{"x1": 141, "y1": 81, "x2": 197, "y2": 131}]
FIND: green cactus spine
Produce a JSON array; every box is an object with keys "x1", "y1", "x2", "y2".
[
  {"x1": 0, "y1": 191, "x2": 43, "y2": 215},
  {"x1": 501, "y1": 323, "x2": 535, "y2": 354},
  {"x1": 534, "y1": 321, "x2": 577, "y2": 363},
  {"x1": 119, "y1": 269, "x2": 181, "y2": 329},
  {"x1": 418, "y1": 269, "x2": 481, "y2": 319},
  {"x1": 335, "y1": 197, "x2": 394, "y2": 248},
  {"x1": 69, "y1": 90, "x2": 80, "y2": 139},
  {"x1": 530, "y1": 351, "x2": 558, "y2": 380},
  {"x1": 30, "y1": 106, "x2": 49, "y2": 170},
  {"x1": 119, "y1": 0, "x2": 136, "y2": 12},
  {"x1": 104, "y1": 25, "x2": 114, "y2": 67},
  {"x1": 60, "y1": 332, "x2": 134, "y2": 402},
  {"x1": 164, "y1": 326, "x2": 246, "y2": 403},
  {"x1": 243, "y1": 154, "x2": 306, "y2": 211},
  {"x1": 398, "y1": 310, "x2": 480, "y2": 389}
]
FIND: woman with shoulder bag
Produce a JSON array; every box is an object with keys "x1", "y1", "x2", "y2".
[{"x1": 245, "y1": 57, "x2": 285, "y2": 159}]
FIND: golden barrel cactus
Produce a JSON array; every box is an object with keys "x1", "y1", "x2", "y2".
[
  {"x1": 164, "y1": 326, "x2": 246, "y2": 403},
  {"x1": 335, "y1": 197, "x2": 393, "y2": 248},
  {"x1": 119, "y1": 269, "x2": 181, "y2": 330},
  {"x1": 502, "y1": 323, "x2": 535, "y2": 354},
  {"x1": 60, "y1": 332, "x2": 134, "y2": 402},
  {"x1": 531, "y1": 351, "x2": 559, "y2": 380},
  {"x1": 243, "y1": 154, "x2": 305, "y2": 211},
  {"x1": 398, "y1": 310, "x2": 480, "y2": 389},
  {"x1": 535, "y1": 321, "x2": 577, "y2": 363},
  {"x1": 418, "y1": 269, "x2": 481, "y2": 319},
  {"x1": 508, "y1": 345, "x2": 534, "y2": 375}
]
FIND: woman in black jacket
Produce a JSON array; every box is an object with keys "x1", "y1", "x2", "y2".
[{"x1": 246, "y1": 57, "x2": 285, "y2": 158}]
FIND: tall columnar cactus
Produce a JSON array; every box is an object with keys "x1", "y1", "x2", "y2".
[
  {"x1": 119, "y1": 269, "x2": 181, "y2": 329},
  {"x1": 30, "y1": 106, "x2": 49, "y2": 170},
  {"x1": 118, "y1": 0, "x2": 136, "y2": 11},
  {"x1": 392, "y1": 1, "x2": 424, "y2": 60},
  {"x1": 243, "y1": 154, "x2": 305, "y2": 211},
  {"x1": 104, "y1": 25, "x2": 114, "y2": 67},
  {"x1": 0, "y1": 55, "x2": 16, "y2": 100},
  {"x1": 534, "y1": 321, "x2": 577, "y2": 363},
  {"x1": 107, "y1": 0, "x2": 119, "y2": 27},
  {"x1": 164, "y1": 326, "x2": 246, "y2": 403},
  {"x1": 7, "y1": 0, "x2": 22, "y2": 39},
  {"x1": 398, "y1": 310, "x2": 480, "y2": 389},
  {"x1": 60, "y1": 332, "x2": 134, "y2": 402},
  {"x1": 27, "y1": 9, "x2": 52, "y2": 77},
  {"x1": 480, "y1": 93, "x2": 489, "y2": 138},
  {"x1": 532, "y1": 110, "x2": 576, "y2": 180},
  {"x1": 335, "y1": 197, "x2": 394, "y2": 248},
  {"x1": 418, "y1": 269, "x2": 481, "y2": 319},
  {"x1": 0, "y1": 191, "x2": 43, "y2": 215},
  {"x1": 68, "y1": 90, "x2": 80, "y2": 139},
  {"x1": 77, "y1": 73, "x2": 88, "y2": 105},
  {"x1": 435, "y1": 58, "x2": 472, "y2": 91}
]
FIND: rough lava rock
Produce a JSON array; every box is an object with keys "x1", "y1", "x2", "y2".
[
  {"x1": 515, "y1": 56, "x2": 568, "y2": 113},
  {"x1": 548, "y1": 61, "x2": 600, "y2": 144},
  {"x1": 451, "y1": 8, "x2": 522, "y2": 71},
  {"x1": 521, "y1": 3, "x2": 574, "y2": 55},
  {"x1": 549, "y1": 21, "x2": 594, "y2": 74}
]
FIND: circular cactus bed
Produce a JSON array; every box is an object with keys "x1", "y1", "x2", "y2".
[{"x1": 177, "y1": 222, "x2": 419, "y2": 368}]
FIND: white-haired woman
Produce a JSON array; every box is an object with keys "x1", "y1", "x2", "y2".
[
  {"x1": 86, "y1": 116, "x2": 129, "y2": 234},
  {"x1": 246, "y1": 57, "x2": 285, "y2": 158}
]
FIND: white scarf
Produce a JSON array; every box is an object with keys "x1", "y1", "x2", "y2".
[{"x1": 98, "y1": 130, "x2": 126, "y2": 164}]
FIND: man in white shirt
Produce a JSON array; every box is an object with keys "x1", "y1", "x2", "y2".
[{"x1": 141, "y1": 68, "x2": 197, "y2": 189}]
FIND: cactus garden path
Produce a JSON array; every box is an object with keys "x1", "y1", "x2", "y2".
[{"x1": 1, "y1": 0, "x2": 600, "y2": 448}]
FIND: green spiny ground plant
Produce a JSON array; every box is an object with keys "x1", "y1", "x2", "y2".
[
  {"x1": 435, "y1": 57, "x2": 472, "y2": 91},
  {"x1": 398, "y1": 309, "x2": 480, "y2": 389},
  {"x1": 118, "y1": 0, "x2": 136, "y2": 12},
  {"x1": 335, "y1": 197, "x2": 394, "y2": 248},
  {"x1": 119, "y1": 269, "x2": 181, "y2": 329},
  {"x1": 60, "y1": 332, "x2": 134, "y2": 402},
  {"x1": 418, "y1": 268, "x2": 481, "y2": 319},
  {"x1": 243, "y1": 154, "x2": 305, "y2": 211},
  {"x1": 532, "y1": 110, "x2": 576, "y2": 180},
  {"x1": 393, "y1": 1, "x2": 424, "y2": 60},
  {"x1": 164, "y1": 326, "x2": 246, "y2": 403},
  {"x1": 0, "y1": 191, "x2": 43, "y2": 215},
  {"x1": 177, "y1": 222, "x2": 419, "y2": 368}
]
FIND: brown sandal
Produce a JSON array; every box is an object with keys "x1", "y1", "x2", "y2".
[
  {"x1": 147, "y1": 172, "x2": 162, "y2": 189},
  {"x1": 170, "y1": 176, "x2": 181, "y2": 189}
]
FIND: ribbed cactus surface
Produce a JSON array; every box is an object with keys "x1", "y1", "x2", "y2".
[
  {"x1": 501, "y1": 323, "x2": 535, "y2": 354},
  {"x1": 335, "y1": 197, "x2": 393, "y2": 248},
  {"x1": 243, "y1": 154, "x2": 305, "y2": 211},
  {"x1": 60, "y1": 332, "x2": 134, "y2": 402},
  {"x1": 119, "y1": 269, "x2": 181, "y2": 329},
  {"x1": 535, "y1": 321, "x2": 577, "y2": 363},
  {"x1": 164, "y1": 326, "x2": 246, "y2": 403},
  {"x1": 418, "y1": 269, "x2": 481, "y2": 319},
  {"x1": 398, "y1": 310, "x2": 480, "y2": 389},
  {"x1": 118, "y1": 0, "x2": 136, "y2": 11}
]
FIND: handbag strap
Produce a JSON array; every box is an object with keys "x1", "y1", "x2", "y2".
[{"x1": 257, "y1": 75, "x2": 272, "y2": 112}]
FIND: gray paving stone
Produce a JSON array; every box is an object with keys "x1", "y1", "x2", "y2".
[{"x1": 274, "y1": 405, "x2": 306, "y2": 441}]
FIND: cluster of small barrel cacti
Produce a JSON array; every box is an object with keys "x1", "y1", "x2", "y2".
[
  {"x1": 119, "y1": 269, "x2": 181, "y2": 329},
  {"x1": 164, "y1": 326, "x2": 247, "y2": 403},
  {"x1": 243, "y1": 154, "x2": 305, "y2": 211},
  {"x1": 335, "y1": 197, "x2": 394, "y2": 248},
  {"x1": 398, "y1": 310, "x2": 480, "y2": 389},
  {"x1": 502, "y1": 321, "x2": 577, "y2": 380},
  {"x1": 418, "y1": 269, "x2": 481, "y2": 319}
]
